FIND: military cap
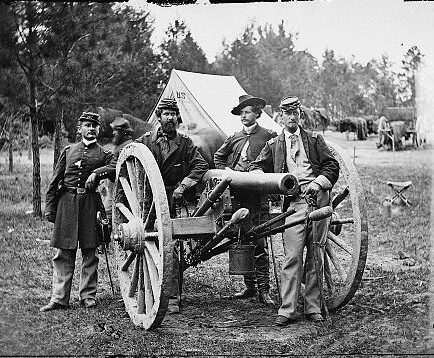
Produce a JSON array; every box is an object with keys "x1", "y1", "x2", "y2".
[
  {"x1": 158, "y1": 98, "x2": 179, "y2": 111},
  {"x1": 157, "y1": 98, "x2": 182, "y2": 123},
  {"x1": 110, "y1": 117, "x2": 133, "y2": 133},
  {"x1": 79, "y1": 112, "x2": 100, "y2": 125},
  {"x1": 279, "y1": 96, "x2": 301, "y2": 111},
  {"x1": 231, "y1": 94, "x2": 266, "y2": 115}
]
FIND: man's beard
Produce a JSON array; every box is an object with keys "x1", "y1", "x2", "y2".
[{"x1": 161, "y1": 121, "x2": 177, "y2": 138}]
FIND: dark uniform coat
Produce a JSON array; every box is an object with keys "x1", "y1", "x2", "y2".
[
  {"x1": 248, "y1": 126, "x2": 339, "y2": 185},
  {"x1": 214, "y1": 125, "x2": 277, "y2": 170},
  {"x1": 136, "y1": 130, "x2": 209, "y2": 189},
  {"x1": 45, "y1": 141, "x2": 116, "y2": 249}
]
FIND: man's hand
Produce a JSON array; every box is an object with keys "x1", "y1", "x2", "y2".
[
  {"x1": 85, "y1": 173, "x2": 98, "y2": 189},
  {"x1": 45, "y1": 212, "x2": 55, "y2": 223},
  {"x1": 303, "y1": 181, "x2": 321, "y2": 207},
  {"x1": 172, "y1": 184, "x2": 186, "y2": 201}
]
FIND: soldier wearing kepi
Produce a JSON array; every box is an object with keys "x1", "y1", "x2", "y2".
[
  {"x1": 41, "y1": 112, "x2": 116, "y2": 312},
  {"x1": 248, "y1": 96, "x2": 339, "y2": 325},
  {"x1": 136, "y1": 98, "x2": 209, "y2": 314},
  {"x1": 214, "y1": 94, "x2": 277, "y2": 306}
]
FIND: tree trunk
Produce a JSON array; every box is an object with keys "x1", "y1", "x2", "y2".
[
  {"x1": 26, "y1": 3, "x2": 42, "y2": 217},
  {"x1": 8, "y1": 141, "x2": 13, "y2": 173},
  {"x1": 53, "y1": 106, "x2": 63, "y2": 170},
  {"x1": 30, "y1": 79, "x2": 42, "y2": 217}
]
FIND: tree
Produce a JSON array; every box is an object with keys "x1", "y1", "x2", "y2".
[
  {"x1": 159, "y1": 19, "x2": 210, "y2": 82},
  {"x1": 213, "y1": 21, "x2": 319, "y2": 110},
  {"x1": 397, "y1": 46, "x2": 424, "y2": 106}
]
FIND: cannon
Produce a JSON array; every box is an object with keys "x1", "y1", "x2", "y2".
[{"x1": 111, "y1": 141, "x2": 368, "y2": 330}]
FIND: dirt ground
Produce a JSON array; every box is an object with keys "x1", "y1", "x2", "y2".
[{"x1": 0, "y1": 131, "x2": 432, "y2": 357}]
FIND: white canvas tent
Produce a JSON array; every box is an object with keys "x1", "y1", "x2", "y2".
[{"x1": 147, "y1": 69, "x2": 282, "y2": 166}]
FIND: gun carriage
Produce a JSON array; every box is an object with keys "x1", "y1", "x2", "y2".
[{"x1": 111, "y1": 140, "x2": 368, "y2": 330}]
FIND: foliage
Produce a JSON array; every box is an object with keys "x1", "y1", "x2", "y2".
[
  {"x1": 397, "y1": 45, "x2": 424, "y2": 106},
  {"x1": 159, "y1": 19, "x2": 210, "y2": 83},
  {"x1": 213, "y1": 21, "x2": 420, "y2": 121}
]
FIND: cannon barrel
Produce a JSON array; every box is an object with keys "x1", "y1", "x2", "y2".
[{"x1": 202, "y1": 169, "x2": 299, "y2": 196}]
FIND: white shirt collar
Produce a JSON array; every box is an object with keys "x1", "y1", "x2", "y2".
[
  {"x1": 284, "y1": 127, "x2": 300, "y2": 138},
  {"x1": 82, "y1": 138, "x2": 97, "y2": 146},
  {"x1": 243, "y1": 122, "x2": 258, "y2": 134}
]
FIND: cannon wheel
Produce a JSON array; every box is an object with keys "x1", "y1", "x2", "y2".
[
  {"x1": 324, "y1": 141, "x2": 368, "y2": 310},
  {"x1": 112, "y1": 143, "x2": 174, "y2": 330}
]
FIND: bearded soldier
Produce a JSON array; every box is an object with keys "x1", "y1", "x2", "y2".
[{"x1": 136, "y1": 98, "x2": 209, "y2": 314}]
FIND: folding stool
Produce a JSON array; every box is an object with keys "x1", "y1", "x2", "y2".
[{"x1": 386, "y1": 181, "x2": 413, "y2": 207}]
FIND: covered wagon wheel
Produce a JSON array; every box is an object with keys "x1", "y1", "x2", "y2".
[
  {"x1": 112, "y1": 143, "x2": 174, "y2": 330},
  {"x1": 324, "y1": 141, "x2": 368, "y2": 310}
]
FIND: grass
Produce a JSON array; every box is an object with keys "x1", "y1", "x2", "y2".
[{"x1": 0, "y1": 144, "x2": 432, "y2": 357}]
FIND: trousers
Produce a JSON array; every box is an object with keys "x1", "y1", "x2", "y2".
[
  {"x1": 278, "y1": 190, "x2": 330, "y2": 318},
  {"x1": 50, "y1": 248, "x2": 99, "y2": 305}
]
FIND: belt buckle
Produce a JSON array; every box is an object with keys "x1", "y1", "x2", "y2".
[{"x1": 76, "y1": 187, "x2": 86, "y2": 194}]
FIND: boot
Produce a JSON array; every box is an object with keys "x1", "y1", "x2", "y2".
[{"x1": 234, "y1": 287, "x2": 257, "y2": 299}]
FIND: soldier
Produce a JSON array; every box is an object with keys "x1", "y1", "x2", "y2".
[
  {"x1": 248, "y1": 96, "x2": 339, "y2": 325},
  {"x1": 136, "y1": 98, "x2": 209, "y2": 314},
  {"x1": 41, "y1": 112, "x2": 116, "y2": 312},
  {"x1": 214, "y1": 94, "x2": 277, "y2": 306},
  {"x1": 100, "y1": 117, "x2": 133, "y2": 227}
]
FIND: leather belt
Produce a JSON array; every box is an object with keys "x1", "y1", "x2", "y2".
[{"x1": 64, "y1": 186, "x2": 95, "y2": 195}]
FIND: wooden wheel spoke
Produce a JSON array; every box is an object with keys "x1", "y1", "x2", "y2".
[
  {"x1": 327, "y1": 231, "x2": 353, "y2": 255},
  {"x1": 121, "y1": 252, "x2": 136, "y2": 271},
  {"x1": 120, "y1": 176, "x2": 140, "y2": 217},
  {"x1": 116, "y1": 202, "x2": 135, "y2": 221},
  {"x1": 144, "y1": 240, "x2": 160, "y2": 274},
  {"x1": 135, "y1": 158, "x2": 145, "y2": 217},
  {"x1": 137, "y1": 254, "x2": 145, "y2": 314},
  {"x1": 144, "y1": 202, "x2": 155, "y2": 231},
  {"x1": 128, "y1": 255, "x2": 141, "y2": 297},
  {"x1": 325, "y1": 241, "x2": 347, "y2": 281},
  {"x1": 142, "y1": 251, "x2": 155, "y2": 313},
  {"x1": 126, "y1": 159, "x2": 140, "y2": 203},
  {"x1": 144, "y1": 249, "x2": 160, "y2": 299}
]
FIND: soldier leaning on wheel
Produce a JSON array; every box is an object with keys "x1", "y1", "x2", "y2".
[
  {"x1": 41, "y1": 112, "x2": 117, "y2": 312},
  {"x1": 214, "y1": 94, "x2": 277, "y2": 306},
  {"x1": 248, "y1": 96, "x2": 339, "y2": 326},
  {"x1": 135, "y1": 98, "x2": 209, "y2": 314}
]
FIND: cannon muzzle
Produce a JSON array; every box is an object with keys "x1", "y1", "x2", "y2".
[{"x1": 203, "y1": 169, "x2": 298, "y2": 196}]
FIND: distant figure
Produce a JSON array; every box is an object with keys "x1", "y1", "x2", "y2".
[
  {"x1": 214, "y1": 94, "x2": 277, "y2": 306},
  {"x1": 377, "y1": 116, "x2": 391, "y2": 149},
  {"x1": 41, "y1": 112, "x2": 116, "y2": 312}
]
